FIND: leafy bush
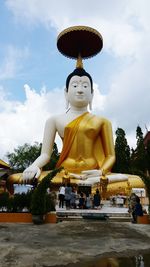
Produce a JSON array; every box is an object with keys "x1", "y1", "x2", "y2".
[
  {"x1": 0, "y1": 168, "x2": 61, "y2": 214},
  {"x1": 31, "y1": 168, "x2": 61, "y2": 215},
  {"x1": 45, "y1": 193, "x2": 56, "y2": 212},
  {"x1": 12, "y1": 193, "x2": 32, "y2": 212},
  {"x1": 0, "y1": 191, "x2": 33, "y2": 212},
  {"x1": 31, "y1": 189, "x2": 46, "y2": 215},
  {"x1": 0, "y1": 192, "x2": 9, "y2": 211}
]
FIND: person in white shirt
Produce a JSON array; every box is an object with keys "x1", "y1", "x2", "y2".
[{"x1": 59, "y1": 183, "x2": 65, "y2": 208}]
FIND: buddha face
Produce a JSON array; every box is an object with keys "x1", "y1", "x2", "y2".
[{"x1": 65, "y1": 75, "x2": 93, "y2": 108}]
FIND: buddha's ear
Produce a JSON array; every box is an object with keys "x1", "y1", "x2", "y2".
[
  {"x1": 89, "y1": 91, "x2": 94, "y2": 110},
  {"x1": 64, "y1": 88, "x2": 69, "y2": 110},
  {"x1": 89, "y1": 100, "x2": 92, "y2": 110}
]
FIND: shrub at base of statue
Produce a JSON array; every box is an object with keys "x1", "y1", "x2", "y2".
[
  {"x1": 0, "y1": 191, "x2": 32, "y2": 213},
  {"x1": 31, "y1": 190, "x2": 46, "y2": 224},
  {"x1": 30, "y1": 168, "x2": 61, "y2": 224}
]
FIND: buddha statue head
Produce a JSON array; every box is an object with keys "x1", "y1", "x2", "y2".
[
  {"x1": 66, "y1": 67, "x2": 93, "y2": 92},
  {"x1": 65, "y1": 68, "x2": 94, "y2": 110}
]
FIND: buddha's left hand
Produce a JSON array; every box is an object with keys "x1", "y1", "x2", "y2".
[
  {"x1": 69, "y1": 169, "x2": 102, "y2": 180},
  {"x1": 81, "y1": 169, "x2": 102, "y2": 178}
]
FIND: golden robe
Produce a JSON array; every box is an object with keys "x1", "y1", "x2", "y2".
[{"x1": 57, "y1": 112, "x2": 115, "y2": 174}]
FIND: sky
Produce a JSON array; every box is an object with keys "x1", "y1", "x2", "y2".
[{"x1": 0, "y1": 0, "x2": 150, "y2": 161}]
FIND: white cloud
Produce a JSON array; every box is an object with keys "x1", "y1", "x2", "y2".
[
  {"x1": 6, "y1": 0, "x2": 149, "y2": 58},
  {"x1": 0, "y1": 84, "x2": 65, "y2": 159},
  {"x1": 92, "y1": 83, "x2": 149, "y2": 149},
  {"x1": 103, "y1": 45, "x2": 150, "y2": 131},
  {"x1": 0, "y1": 46, "x2": 29, "y2": 80},
  {"x1": 92, "y1": 83, "x2": 106, "y2": 113}
]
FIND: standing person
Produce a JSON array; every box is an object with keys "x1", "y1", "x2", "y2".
[
  {"x1": 65, "y1": 183, "x2": 72, "y2": 209},
  {"x1": 58, "y1": 183, "x2": 65, "y2": 208},
  {"x1": 93, "y1": 189, "x2": 101, "y2": 209},
  {"x1": 132, "y1": 198, "x2": 143, "y2": 223},
  {"x1": 85, "y1": 193, "x2": 91, "y2": 209},
  {"x1": 78, "y1": 192, "x2": 86, "y2": 209},
  {"x1": 128, "y1": 192, "x2": 140, "y2": 215},
  {"x1": 70, "y1": 187, "x2": 77, "y2": 209}
]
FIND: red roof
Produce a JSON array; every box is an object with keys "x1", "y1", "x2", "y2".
[{"x1": 144, "y1": 131, "x2": 150, "y2": 146}]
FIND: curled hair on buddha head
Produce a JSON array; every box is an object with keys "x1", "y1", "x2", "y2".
[{"x1": 66, "y1": 68, "x2": 93, "y2": 93}]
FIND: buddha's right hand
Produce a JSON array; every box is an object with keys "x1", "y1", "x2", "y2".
[{"x1": 22, "y1": 166, "x2": 41, "y2": 181}]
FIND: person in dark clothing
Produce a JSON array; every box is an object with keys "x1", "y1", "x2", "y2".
[
  {"x1": 132, "y1": 198, "x2": 143, "y2": 223},
  {"x1": 93, "y1": 189, "x2": 101, "y2": 209},
  {"x1": 78, "y1": 192, "x2": 86, "y2": 209},
  {"x1": 65, "y1": 183, "x2": 72, "y2": 209},
  {"x1": 129, "y1": 193, "x2": 140, "y2": 213},
  {"x1": 70, "y1": 187, "x2": 77, "y2": 209}
]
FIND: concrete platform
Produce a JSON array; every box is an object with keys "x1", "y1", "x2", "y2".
[{"x1": 56, "y1": 205, "x2": 131, "y2": 222}]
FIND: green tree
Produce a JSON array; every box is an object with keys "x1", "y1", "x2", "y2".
[
  {"x1": 43, "y1": 142, "x2": 60, "y2": 171},
  {"x1": 112, "y1": 128, "x2": 131, "y2": 173},
  {"x1": 31, "y1": 168, "x2": 61, "y2": 216},
  {"x1": 131, "y1": 126, "x2": 147, "y2": 173},
  {"x1": 6, "y1": 142, "x2": 42, "y2": 172},
  {"x1": 6, "y1": 142, "x2": 59, "y2": 172}
]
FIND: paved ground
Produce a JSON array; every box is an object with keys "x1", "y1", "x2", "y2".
[{"x1": 0, "y1": 219, "x2": 150, "y2": 267}]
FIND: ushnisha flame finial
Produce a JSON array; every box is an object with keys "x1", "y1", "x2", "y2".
[{"x1": 76, "y1": 54, "x2": 83, "y2": 69}]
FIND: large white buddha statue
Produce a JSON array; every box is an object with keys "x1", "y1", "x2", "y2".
[{"x1": 22, "y1": 67, "x2": 115, "y2": 182}]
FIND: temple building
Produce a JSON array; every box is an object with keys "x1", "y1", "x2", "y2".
[
  {"x1": 0, "y1": 159, "x2": 10, "y2": 193},
  {"x1": 144, "y1": 131, "x2": 150, "y2": 147}
]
